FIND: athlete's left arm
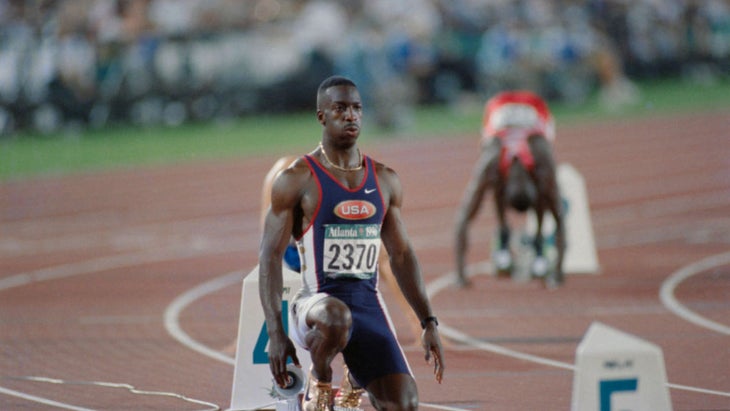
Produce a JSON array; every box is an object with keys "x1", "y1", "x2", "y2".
[{"x1": 377, "y1": 163, "x2": 445, "y2": 383}]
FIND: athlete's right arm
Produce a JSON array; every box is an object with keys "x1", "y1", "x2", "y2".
[
  {"x1": 258, "y1": 160, "x2": 309, "y2": 387},
  {"x1": 454, "y1": 142, "x2": 500, "y2": 285}
]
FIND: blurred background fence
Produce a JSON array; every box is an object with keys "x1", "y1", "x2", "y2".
[{"x1": 1, "y1": 0, "x2": 729, "y2": 136}]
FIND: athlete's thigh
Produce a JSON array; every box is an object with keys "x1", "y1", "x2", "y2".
[{"x1": 290, "y1": 291, "x2": 330, "y2": 348}]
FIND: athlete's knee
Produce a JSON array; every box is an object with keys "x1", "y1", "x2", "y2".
[
  {"x1": 308, "y1": 298, "x2": 352, "y2": 344},
  {"x1": 323, "y1": 298, "x2": 352, "y2": 329}
]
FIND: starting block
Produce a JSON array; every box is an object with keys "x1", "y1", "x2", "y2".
[
  {"x1": 571, "y1": 322, "x2": 673, "y2": 411},
  {"x1": 229, "y1": 265, "x2": 310, "y2": 411},
  {"x1": 527, "y1": 163, "x2": 600, "y2": 274}
]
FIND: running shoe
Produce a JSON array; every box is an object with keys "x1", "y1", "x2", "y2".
[
  {"x1": 493, "y1": 248, "x2": 513, "y2": 272},
  {"x1": 334, "y1": 365, "x2": 364, "y2": 411},
  {"x1": 301, "y1": 367, "x2": 333, "y2": 411}
]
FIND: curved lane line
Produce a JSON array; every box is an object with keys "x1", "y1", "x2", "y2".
[
  {"x1": 424, "y1": 265, "x2": 575, "y2": 371},
  {"x1": 163, "y1": 270, "x2": 242, "y2": 366},
  {"x1": 659, "y1": 251, "x2": 730, "y2": 336},
  {"x1": 0, "y1": 244, "x2": 242, "y2": 410},
  {"x1": 168, "y1": 258, "x2": 730, "y2": 404},
  {"x1": 7, "y1": 237, "x2": 725, "y2": 405},
  {"x1": 430, "y1": 262, "x2": 730, "y2": 398},
  {"x1": 164, "y1": 271, "x2": 470, "y2": 411},
  {"x1": 0, "y1": 243, "x2": 242, "y2": 292}
]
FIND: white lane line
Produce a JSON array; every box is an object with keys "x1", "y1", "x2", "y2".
[
  {"x1": 4, "y1": 219, "x2": 727, "y2": 406},
  {"x1": 161, "y1": 273, "x2": 471, "y2": 411},
  {"x1": 437, "y1": 263, "x2": 730, "y2": 398},
  {"x1": 169, "y1": 257, "x2": 730, "y2": 405},
  {"x1": 0, "y1": 386, "x2": 95, "y2": 411},
  {"x1": 660, "y1": 251, "x2": 730, "y2": 336},
  {"x1": 164, "y1": 271, "x2": 472, "y2": 411},
  {"x1": 0, "y1": 252, "x2": 154, "y2": 291},
  {"x1": 665, "y1": 382, "x2": 730, "y2": 398},
  {"x1": 0, "y1": 241, "x2": 245, "y2": 292},
  {"x1": 163, "y1": 270, "x2": 242, "y2": 366},
  {"x1": 0, "y1": 243, "x2": 243, "y2": 410},
  {"x1": 438, "y1": 322, "x2": 575, "y2": 371},
  {"x1": 424, "y1": 265, "x2": 575, "y2": 371}
]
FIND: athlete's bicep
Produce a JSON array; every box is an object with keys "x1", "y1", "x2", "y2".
[
  {"x1": 378, "y1": 167, "x2": 411, "y2": 258},
  {"x1": 261, "y1": 156, "x2": 298, "y2": 229},
  {"x1": 262, "y1": 166, "x2": 307, "y2": 255},
  {"x1": 381, "y1": 205, "x2": 410, "y2": 259}
]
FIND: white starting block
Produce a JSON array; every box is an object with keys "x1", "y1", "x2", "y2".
[
  {"x1": 571, "y1": 322, "x2": 673, "y2": 411},
  {"x1": 527, "y1": 163, "x2": 600, "y2": 274},
  {"x1": 229, "y1": 265, "x2": 310, "y2": 411}
]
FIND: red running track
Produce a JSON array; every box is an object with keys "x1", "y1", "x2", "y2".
[{"x1": 1, "y1": 108, "x2": 729, "y2": 410}]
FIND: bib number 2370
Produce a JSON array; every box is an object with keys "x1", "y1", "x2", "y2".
[{"x1": 323, "y1": 224, "x2": 380, "y2": 279}]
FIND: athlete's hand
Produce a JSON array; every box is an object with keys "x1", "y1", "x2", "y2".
[
  {"x1": 422, "y1": 326, "x2": 444, "y2": 383},
  {"x1": 268, "y1": 333, "x2": 301, "y2": 388}
]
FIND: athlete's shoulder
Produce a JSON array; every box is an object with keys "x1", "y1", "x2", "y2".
[
  {"x1": 367, "y1": 156, "x2": 398, "y2": 180},
  {"x1": 287, "y1": 155, "x2": 312, "y2": 170},
  {"x1": 271, "y1": 155, "x2": 315, "y2": 194}
]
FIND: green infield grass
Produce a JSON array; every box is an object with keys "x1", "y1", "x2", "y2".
[{"x1": 1, "y1": 77, "x2": 729, "y2": 181}]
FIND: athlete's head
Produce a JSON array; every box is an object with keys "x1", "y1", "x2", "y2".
[
  {"x1": 316, "y1": 76, "x2": 362, "y2": 145},
  {"x1": 504, "y1": 161, "x2": 537, "y2": 212},
  {"x1": 317, "y1": 76, "x2": 358, "y2": 110}
]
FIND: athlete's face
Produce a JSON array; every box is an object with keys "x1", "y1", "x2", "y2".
[{"x1": 318, "y1": 85, "x2": 362, "y2": 146}]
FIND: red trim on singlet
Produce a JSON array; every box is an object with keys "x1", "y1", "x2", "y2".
[{"x1": 306, "y1": 155, "x2": 368, "y2": 192}]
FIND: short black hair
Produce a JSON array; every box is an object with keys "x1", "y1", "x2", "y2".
[
  {"x1": 317, "y1": 76, "x2": 357, "y2": 108},
  {"x1": 318, "y1": 75, "x2": 356, "y2": 93}
]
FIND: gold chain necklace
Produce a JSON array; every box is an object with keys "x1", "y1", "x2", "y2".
[{"x1": 318, "y1": 142, "x2": 363, "y2": 172}]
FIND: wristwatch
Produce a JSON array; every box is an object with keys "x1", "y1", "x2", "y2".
[{"x1": 420, "y1": 316, "x2": 439, "y2": 329}]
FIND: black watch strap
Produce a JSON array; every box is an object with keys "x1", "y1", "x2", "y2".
[{"x1": 420, "y1": 316, "x2": 438, "y2": 329}]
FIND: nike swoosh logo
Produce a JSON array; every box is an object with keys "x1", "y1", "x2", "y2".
[{"x1": 365, "y1": 188, "x2": 376, "y2": 194}]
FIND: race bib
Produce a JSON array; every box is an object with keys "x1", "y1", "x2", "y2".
[{"x1": 323, "y1": 224, "x2": 381, "y2": 279}]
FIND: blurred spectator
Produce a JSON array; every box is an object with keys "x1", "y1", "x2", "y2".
[
  {"x1": 334, "y1": 0, "x2": 440, "y2": 129},
  {"x1": 0, "y1": 0, "x2": 728, "y2": 136}
]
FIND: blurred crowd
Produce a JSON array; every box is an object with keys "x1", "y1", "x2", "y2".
[{"x1": 1, "y1": 0, "x2": 729, "y2": 135}]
